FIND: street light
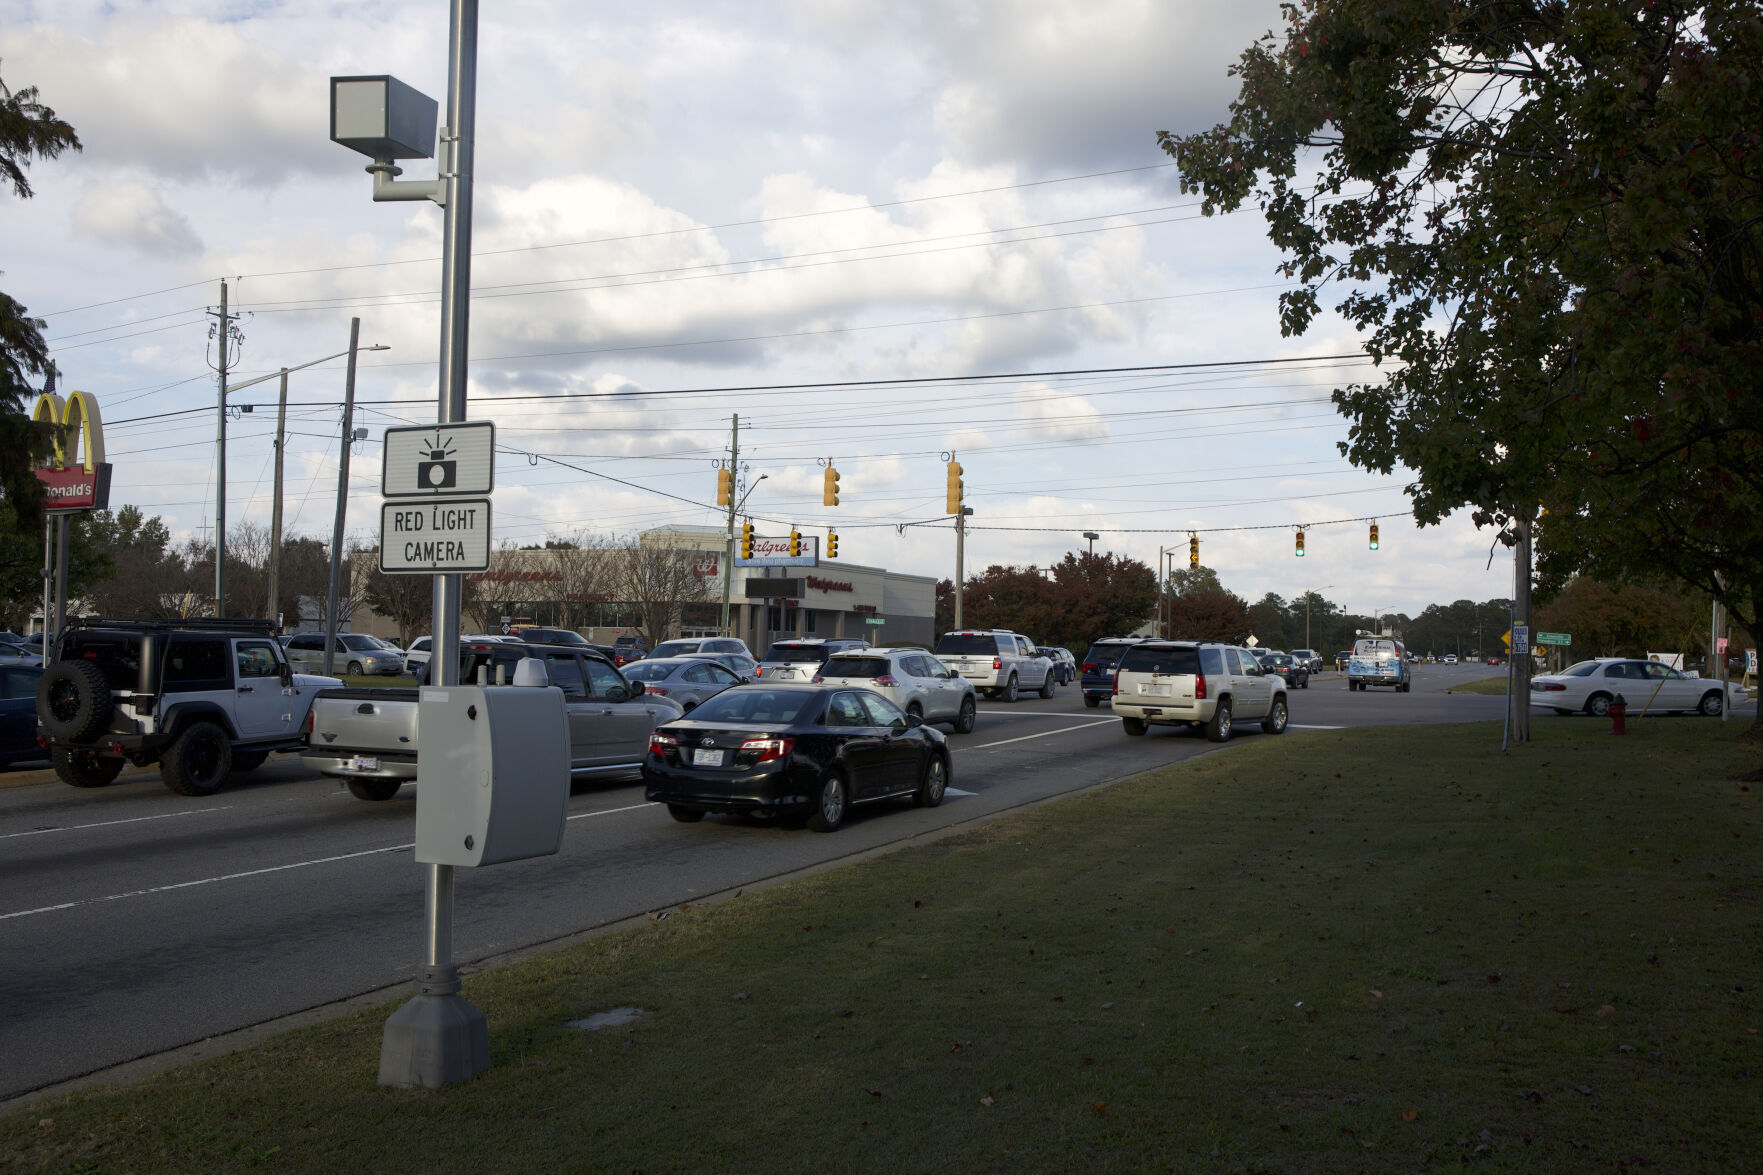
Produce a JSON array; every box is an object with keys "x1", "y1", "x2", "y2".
[
  {"x1": 1082, "y1": 530, "x2": 1099, "y2": 560},
  {"x1": 1300, "y1": 585, "x2": 1334, "y2": 651}
]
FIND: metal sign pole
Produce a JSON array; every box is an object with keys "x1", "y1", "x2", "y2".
[{"x1": 380, "y1": 0, "x2": 487, "y2": 1090}]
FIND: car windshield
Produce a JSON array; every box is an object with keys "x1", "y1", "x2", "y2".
[
  {"x1": 1118, "y1": 645, "x2": 1200, "y2": 674},
  {"x1": 821, "y1": 656, "x2": 893, "y2": 678},
  {"x1": 685, "y1": 689, "x2": 818, "y2": 725},
  {"x1": 621, "y1": 661, "x2": 678, "y2": 682},
  {"x1": 762, "y1": 644, "x2": 831, "y2": 664},
  {"x1": 650, "y1": 640, "x2": 702, "y2": 658},
  {"x1": 1562, "y1": 661, "x2": 1601, "y2": 677},
  {"x1": 935, "y1": 634, "x2": 1000, "y2": 656},
  {"x1": 1083, "y1": 642, "x2": 1130, "y2": 668}
]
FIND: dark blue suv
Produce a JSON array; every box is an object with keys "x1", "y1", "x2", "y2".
[{"x1": 1079, "y1": 638, "x2": 1140, "y2": 708}]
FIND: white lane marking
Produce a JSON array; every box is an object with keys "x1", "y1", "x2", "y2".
[
  {"x1": 969, "y1": 719, "x2": 1116, "y2": 750},
  {"x1": 0, "y1": 842, "x2": 415, "y2": 923},
  {"x1": 973, "y1": 710, "x2": 1111, "y2": 721},
  {"x1": 0, "y1": 806, "x2": 230, "y2": 840},
  {"x1": 567, "y1": 801, "x2": 657, "y2": 821},
  {"x1": 1289, "y1": 724, "x2": 1346, "y2": 730}
]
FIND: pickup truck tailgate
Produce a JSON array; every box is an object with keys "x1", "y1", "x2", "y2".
[{"x1": 307, "y1": 687, "x2": 419, "y2": 753}]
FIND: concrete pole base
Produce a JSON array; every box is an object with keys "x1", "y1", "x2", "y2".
[{"x1": 378, "y1": 969, "x2": 488, "y2": 1088}]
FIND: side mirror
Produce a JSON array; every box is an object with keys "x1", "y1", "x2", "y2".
[{"x1": 627, "y1": 680, "x2": 644, "y2": 697}]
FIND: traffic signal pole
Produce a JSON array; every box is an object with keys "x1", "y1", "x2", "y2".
[{"x1": 719, "y1": 414, "x2": 738, "y2": 636}]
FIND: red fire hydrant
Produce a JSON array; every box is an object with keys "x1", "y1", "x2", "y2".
[{"x1": 1610, "y1": 693, "x2": 1627, "y2": 735}]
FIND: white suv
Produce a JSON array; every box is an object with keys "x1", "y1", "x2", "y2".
[
  {"x1": 932, "y1": 629, "x2": 1054, "y2": 702},
  {"x1": 814, "y1": 647, "x2": 978, "y2": 733},
  {"x1": 1110, "y1": 640, "x2": 1288, "y2": 742}
]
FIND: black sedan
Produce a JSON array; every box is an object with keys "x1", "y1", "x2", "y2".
[
  {"x1": 1264, "y1": 652, "x2": 1310, "y2": 689},
  {"x1": 1, "y1": 664, "x2": 47, "y2": 768},
  {"x1": 642, "y1": 683, "x2": 950, "y2": 832}
]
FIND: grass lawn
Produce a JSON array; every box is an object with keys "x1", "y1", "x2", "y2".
[
  {"x1": 1449, "y1": 676, "x2": 1512, "y2": 695},
  {"x1": 4, "y1": 720, "x2": 1760, "y2": 1173}
]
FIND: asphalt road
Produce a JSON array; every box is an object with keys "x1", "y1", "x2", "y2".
[{"x1": 0, "y1": 663, "x2": 1731, "y2": 1102}]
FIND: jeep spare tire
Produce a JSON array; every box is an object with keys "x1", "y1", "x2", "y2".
[{"x1": 37, "y1": 659, "x2": 115, "y2": 743}]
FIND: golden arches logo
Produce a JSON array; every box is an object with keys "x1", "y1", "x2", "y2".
[{"x1": 32, "y1": 390, "x2": 106, "y2": 472}]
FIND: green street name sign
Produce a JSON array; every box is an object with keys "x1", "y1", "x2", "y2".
[{"x1": 1536, "y1": 631, "x2": 1571, "y2": 646}]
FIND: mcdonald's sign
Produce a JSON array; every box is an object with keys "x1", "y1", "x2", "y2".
[{"x1": 32, "y1": 390, "x2": 112, "y2": 514}]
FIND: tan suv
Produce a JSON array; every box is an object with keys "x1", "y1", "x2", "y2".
[{"x1": 1110, "y1": 640, "x2": 1288, "y2": 742}]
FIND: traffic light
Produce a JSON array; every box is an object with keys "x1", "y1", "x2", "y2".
[
  {"x1": 1369, "y1": 522, "x2": 1380, "y2": 550},
  {"x1": 789, "y1": 528, "x2": 801, "y2": 557},
  {"x1": 826, "y1": 530, "x2": 838, "y2": 559},
  {"x1": 1295, "y1": 529, "x2": 1305, "y2": 557},
  {"x1": 716, "y1": 467, "x2": 732, "y2": 506},
  {"x1": 740, "y1": 520, "x2": 754, "y2": 560},
  {"x1": 945, "y1": 460, "x2": 964, "y2": 514},
  {"x1": 822, "y1": 465, "x2": 840, "y2": 507},
  {"x1": 1188, "y1": 534, "x2": 1200, "y2": 568}
]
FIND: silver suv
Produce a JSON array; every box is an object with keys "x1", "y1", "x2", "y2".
[
  {"x1": 814, "y1": 647, "x2": 978, "y2": 733},
  {"x1": 755, "y1": 638, "x2": 870, "y2": 682},
  {"x1": 1110, "y1": 640, "x2": 1288, "y2": 742},
  {"x1": 932, "y1": 629, "x2": 1054, "y2": 701}
]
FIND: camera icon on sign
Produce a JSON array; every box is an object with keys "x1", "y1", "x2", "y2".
[{"x1": 416, "y1": 437, "x2": 458, "y2": 489}]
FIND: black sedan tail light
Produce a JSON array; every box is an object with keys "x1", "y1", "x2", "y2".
[
  {"x1": 649, "y1": 732, "x2": 679, "y2": 757},
  {"x1": 739, "y1": 736, "x2": 794, "y2": 763}
]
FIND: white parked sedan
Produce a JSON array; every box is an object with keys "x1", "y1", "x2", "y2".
[{"x1": 1529, "y1": 658, "x2": 1748, "y2": 717}]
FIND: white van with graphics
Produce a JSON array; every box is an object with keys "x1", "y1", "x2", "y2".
[{"x1": 1348, "y1": 637, "x2": 1411, "y2": 692}]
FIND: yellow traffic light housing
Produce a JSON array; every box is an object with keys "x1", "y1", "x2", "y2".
[
  {"x1": 1369, "y1": 522, "x2": 1380, "y2": 550},
  {"x1": 789, "y1": 528, "x2": 801, "y2": 557},
  {"x1": 1295, "y1": 529, "x2": 1305, "y2": 557},
  {"x1": 826, "y1": 530, "x2": 838, "y2": 559},
  {"x1": 945, "y1": 460, "x2": 964, "y2": 514},
  {"x1": 823, "y1": 465, "x2": 841, "y2": 507},
  {"x1": 740, "y1": 520, "x2": 754, "y2": 560},
  {"x1": 716, "y1": 467, "x2": 732, "y2": 506},
  {"x1": 1188, "y1": 533, "x2": 1200, "y2": 568}
]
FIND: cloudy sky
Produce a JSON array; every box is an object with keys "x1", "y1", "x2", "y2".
[{"x1": 4, "y1": 0, "x2": 1524, "y2": 619}]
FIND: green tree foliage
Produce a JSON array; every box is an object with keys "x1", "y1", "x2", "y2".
[
  {"x1": 955, "y1": 552, "x2": 1157, "y2": 647},
  {"x1": 1164, "y1": 1, "x2": 1763, "y2": 732},
  {"x1": 1535, "y1": 576, "x2": 1712, "y2": 660},
  {"x1": 80, "y1": 506, "x2": 188, "y2": 617},
  {"x1": 0, "y1": 509, "x2": 114, "y2": 629},
  {"x1": 1, "y1": 68, "x2": 82, "y2": 534}
]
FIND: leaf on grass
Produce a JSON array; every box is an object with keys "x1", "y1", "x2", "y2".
[
  {"x1": 1402, "y1": 1111, "x2": 1419, "y2": 1122},
  {"x1": 1598, "y1": 1004, "x2": 1616, "y2": 1016},
  {"x1": 732, "y1": 992, "x2": 749, "y2": 1001},
  {"x1": 980, "y1": 1094, "x2": 995, "y2": 1107},
  {"x1": 1091, "y1": 1101, "x2": 1108, "y2": 1115},
  {"x1": 869, "y1": 1089, "x2": 884, "y2": 1098},
  {"x1": 1369, "y1": 990, "x2": 1384, "y2": 999}
]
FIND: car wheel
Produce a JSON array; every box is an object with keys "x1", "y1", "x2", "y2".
[
  {"x1": 1039, "y1": 671, "x2": 1054, "y2": 699},
  {"x1": 52, "y1": 746, "x2": 123, "y2": 789},
  {"x1": 914, "y1": 753, "x2": 948, "y2": 808},
  {"x1": 36, "y1": 659, "x2": 115, "y2": 743},
  {"x1": 347, "y1": 778, "x2": 403, "y2": 802},
  {"x1": 347, "y1": 660, "x2": 364, "y2": 676},
  {"x1": 1083, "y1": 694, "x2": 1100, "y2": 708},
  {"x1": 1698, "y1": 691, "x2": 1724, "y2": 717},
  {"x1": 1585, "y1": 692, "x2": 1613, "y2": 718},
  {"x1": 954, "y1": 695, "x2": 976, "y2": 734},
  {"x1": 1261, "y1": 697, "x2": 1288, "y2": 735},
  {"x1": 231, "y1": 750, "x2": 270, "y2": 772},
  {"x1": 161, "y1": 721, "x2": 233, "y2": 797},
  {"x1": 1205, "y1": 700, "x2": 1233, "y2": 743},
  {"x1": 807, "y1": 771, "x2": 849, "y2": 833},
  {"x1": 667, "y1": 804, "x2": 705, "y2": 823},
  {"x1": 1400, "y1": 681, "x2": 1411, "y2": 693},
  {"x1": 1122, "y1": 717, "x2": 1147, "y2": 736},
  {"x1": 1002, "y1": 675, "x2": 1019, "y2": 703}
]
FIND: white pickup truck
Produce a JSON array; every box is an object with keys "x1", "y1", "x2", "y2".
[
  {"x1": 303, "y1": 640, "x2": 684, "y2": 800},
  {"x1": 931, "y1": 629, "x2": 1055, "y2": 702}
]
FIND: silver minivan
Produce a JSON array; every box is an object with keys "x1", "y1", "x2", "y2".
[{"x1": 1111, "y1": 640, "x2": 1288, "y2": 742}]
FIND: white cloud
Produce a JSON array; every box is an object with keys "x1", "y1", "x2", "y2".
[{"x1": 70, "y1": 178, "x2": 203, "y2": 255}]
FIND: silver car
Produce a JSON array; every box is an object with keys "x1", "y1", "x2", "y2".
[
  {"x1": 814, "y1": 647, "x2": 978, "y2": 733},
  {"x1": 618, "y1": 656, "x2": 746, "y2": 712},
  {"x1": 282, "y1": 631, "x2": 406, "y2": 676}
]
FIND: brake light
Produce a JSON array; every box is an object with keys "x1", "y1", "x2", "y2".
[
  {"x1": 754, "y1": 666, "x2": 764, "y2": 677},
  {"x1": 1194, "y1": 673, "x2": 1207, "y2": 700},
  {"x1": 1082, "y1": 662, "x2": 1097, "y2": 673},
  {"x1": 645, "y1": 685, "x2": 669, "y2": 694},
  {"x1": 1112, "y1": 669, "x2": 1119, "y2": 696},
  {"x1": 810, "y1": 673, "x2": 824, "y2": 683},
  {"x1": 874, "y1": 674, "x2": 898, "y2": 686},
  {"x1": 1535, "y1": 682, "x2": 1566, "y2": 692},
  {"x1": 740, "y1": 736, "x2": 795, "y2": 763},
  {"x1": 306, "y1": 709, "x2": 316, "y2": 734},
  {"x1": 648, "y1": 732, "x2": 678, "y2": 756},
  {"x1": 992, "y1": 658, "x2": 1001, "y2": 670}
]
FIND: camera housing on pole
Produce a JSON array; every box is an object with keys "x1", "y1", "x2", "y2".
[{"x1": 329, "y1": 74, "x2": 447, "y2": 204}]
